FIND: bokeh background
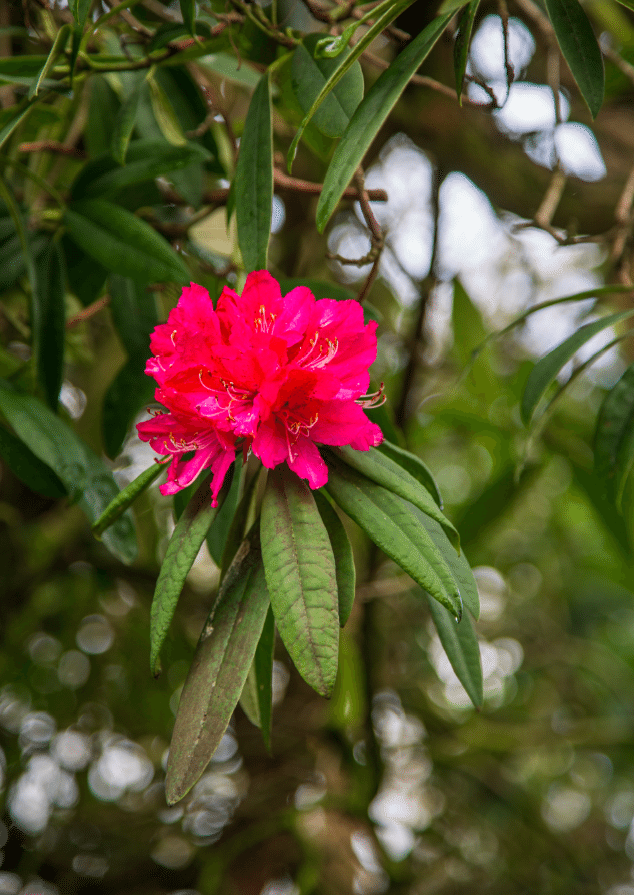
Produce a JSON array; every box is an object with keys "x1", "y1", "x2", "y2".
[{"x1": 4, "y1": 1, "x2": 634, "y2": 893}]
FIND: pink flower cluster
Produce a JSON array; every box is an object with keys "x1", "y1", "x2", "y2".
[{"x1": 137, "y1": 271, "x2": 383, "y2": 505}]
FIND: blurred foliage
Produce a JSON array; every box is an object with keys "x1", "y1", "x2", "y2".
[{"x1": 3, "y1": 0, "x2": 634, "y2": 893}]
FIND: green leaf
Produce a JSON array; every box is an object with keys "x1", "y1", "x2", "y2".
[
  {"x1": 239, "y1": 605, "x2": 275, "y2": 749},
  {"x1": 0, "y1": 176, "x2": 38, "y2": 333},
  {"x1": 235, "y1": 74, "x2": 273, "y2": 273},
  {"x1": 378, "y1": 439, "x2": 443, "y2": 508},
  {"x1": 544, "y1": 0, "x2": 604, "y2": 118},
  {"x1": 72, "y1": 139, "x2": 210, "y2": 199},
  {"x1": 454, "y1": 1, "x2": 480, "y2": 102},
  {"x1": 615, "y1": 0, "x2": 634, "y2": 11},
  {"x1": 291, "y1": 33, "x2": 364, "y2": 139},
  {"x1": 316, "y1": 12, "x2": 453, "y2": 231},
  {"x1": 219, "y1": 466, "x2": 260, "y2": 579},
  {"x1": 594, "y1": 361, "x2": 634, "y2": 508},
  {"x1": 109, "y1": 274, "x2": 158, "y2": 357},
  {"x1": 287, "y1": 0, "x2": 421, "y2": 170},
  {"x1": 261, "y1": 465, "x2": 339, "y2": 697},
  {"x1": 206, "y1": 455, "x2": 243, "y2": 566},
  {"x1": 70, "y1": 0, "x2": 92, "y2": 26},
  {"x1": 179, "y1": 0, "x2": 196, "y2": 36},
  {"x1": 325, "y1": 461, "x2": 462, "y2": 618},
  {"x1": 0, "y1": 424, "x2": 66, "y2": 499},
  {"x1": 427, "y1": 598, "x2": 483, "y2": 708},
  {"x1": 62, "y1": 235, "x2": 108, "y2": 306},
  {"x1": 150, "y1": 473, "x2": 223, "y2": 675},
  {"x1": 0, "y1": 102, "x2": 35, "y2": 149},
  {"x1": 102, "y1": 361, "x2": 155, "y2": 459},
  {"x1": 147, "y1": 72, "x2": 187, "y2": 146},
  {"x1": 34, "y1": 242, "x2": 66, "y2": 410},
  {"x1": 64, "y1": 199, "x2": 189, "y2": 285},
  {"x1": 110, "y1": 82, "x2": 141, "y2": 165},
  {"x1": 329, "y1": 446, "x2": 459, "y2": 551},
  {"x1": 28, "y1": 24, "x2": 70, "y2": 99},
  {"x1": 314, "y1": 491, "x2": 356, "y2": 627},
  {"x1": 0, "y1": 381, "x2": 137, "y2": 563},
  {"x1": 147, "y1": 21, "x2": 211, "y2": 51},
  {"x1": 165, "y1": 526, "x2": 270, "y2": 803},
  {"x1": 521, "y1": 310, "x2": 634, "y2": 425},
  {"x1": 414, "y1": 507, "x2": 479, "y2": 619},
  {"x1": 438, "y1": 0, "x2": 469, "y2": 11},
  {"x1": 92, "y1": 462, "x2": 164, "y2": 537}
]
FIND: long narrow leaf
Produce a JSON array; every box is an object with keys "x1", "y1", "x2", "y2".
[
  {"x1": 0, "y1": 381, "x2": 137, "y2": 563},
  {"x1": 454, "y1": 0, "x2": 480, "y2": 102},
  {"x1": 378, "y1": 439, "x2": 443, "y2": 508},
  {"x1": 595, "y1": 361, "x2": 634, "y2": 507},
  {"x1": 34, "y1": 242, "x2": 66, "y2": 410},
  {"x1": 239, "y1": 605, "x2": 275, "y2": 749},
  {"x1": 28, "y1": 24, "x2": 70, "y2": 99},
  {"x1": 326, "y1": 462, "x2": 462, "y2": 618},
  {"x1": 261, "y1": 465, "x2": 339, "y2": 697},
  {"x1": 521, "y1": 310, "x2": 634, "y2": 425},
  {"x1": 165, "y1": 526, "x2": 270, "y2": 803},
  {"x1": 316, "y1": 12, "x2": 453, "y2": 232},
  {"x1": 427, "y1": 597, "x2": 483, "y2": 708},
  {"x1": 92, "y1": 462, "x2": 164, "y2": 537},
  {"x1": 544, "y1": 0, "x2": 604, "y2": 118},
  {"x1": 0, "y1": 424, "x2": 66, "y2": 499},
  {"x1": 235, "y1": 75, "x2": 273, "y2": 273},
  {"x1": 150, "y1": 474, "x2": 223, "y2": 675},
  {"x1": 314, "y1": 491, "x2": 356, "y2": 627}
]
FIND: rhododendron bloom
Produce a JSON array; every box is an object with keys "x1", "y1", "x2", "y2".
[{"x1": 137, "y1": 271, "x2": 383, "y2": 505}]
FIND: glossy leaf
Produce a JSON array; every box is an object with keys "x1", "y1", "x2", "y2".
[
  {"x1": 291, "y1": 33, "x2": 364, "y2": 138},
  {"x1": 165, "y1": 526, "x2": 270, "y2": 803},
  {"x1": 150, "y1": 474, "x2": 222, "y2": 675},
  {"x1": 594, "y1": 361, "x2": 634, "y2": 507},
  {"x1": 70, "y1": 0, "x2": 92, "y2": 26},
  {"x1": 110, "y1": 83, "x2": 141, "y2": 165},
  {"x1": 0, "y1": 381, "x2": 137, "y2": 563},
  {"x1": 427, "y1": 597, "x2": 483, "y2": 708},
  {"x1": 521, "y1": 310, "x2": 634, "y2": 424},
  {"x1": 92, "y1": 462, "x2": 164, "y2": 537},
  {"x1": 239, "y1": 605, "x2": 275, "y2": 750},
  {"x1": 544, "y1": 0, "x2": 604, "y2": 118},
  {"x1": 378, "y1": 439, "x2": 443, "y2": 508},
  {"x1": 261, "y1": 464, "x2": 339, "y2": 697},
  {"x1": 314, "y1": 490, "x2": 355, "y2": 627},
  {"x1": 235, "y1": 75, "x2": 273, "y2": 273},
  {"x1": 330, "y1": 445, "x2": 459, "y2": 550},
  {"x1": 413, "y1": 506, "x2": 479, "y2": 619},
  {"x1": 325, "y1": 461, "x2": 462, "y2": 619},
  {"x1": 316, "y1": 12, "x2": 453, "y2": 232},
  {"x1": 72, "y1": 140, "x2": 209, "y2": 199},
  {"x1": 287, "y1": 0, "x2": 420, "y2": 170},
  {"x1": 64, "y1": 199, "x2": 189, "y2": 285},
  {"x1": 454, "y1": 1, "x2": 480, "y2": 102},
  {"x1": 34, "y1": 242, "x2": 66, "y2": 410},
  {"x1": 0, "y1": 424, "x2": 66, "y2": 499},
  {"x1": 147, "y1": 73, "x2": 188, "y2": 146}
]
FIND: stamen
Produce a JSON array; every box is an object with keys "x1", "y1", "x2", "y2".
[{"x1": 356, "y1": 383, "x2": 386, "y2": 408}]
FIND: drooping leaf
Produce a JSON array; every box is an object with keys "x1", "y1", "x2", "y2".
[
  {"x1": 70, "y1": 0, "x2": 92, "y2": 26},
  {"x1": 0, "y1": 424, "x2": 66, "y2": 499},
  {"x1": 64, "y1": 199, "x2": 190, "y2": 285},
  {"x1": 287, "y1": 0, "x2": 423, "y2": 171},
  {"x1": 62, "y1": 234, "x2": 108, "y2": 306},
  {"x1": 521, "y1": 310, "x2": 634, "y2": 425},
  {"x1": 92, "y1": 462, "x2": 164, "y2": 537},
  {"x1": 71, "y1": 139, "x2": 210, "y2": 199},
  {"x1": 165, "y1": 526, "x2": 270, "y2": 803},
  {"x1": 329, "y1": 445, "x2": 459, "y2": 550},
  {"x1": 427, "y1": 597, "x2": 483, "y2": 708},
  {"x1": 316, "y1": 11, "x2": 453, "y2": 232},
  {"x1": 147, "y1": 72, "x2": 188, "y2": 146},
  {"x1": 0, "y1": 381, "x2": 137, "y2": 563},
  {"x1": 110, "y1": 82, "x2": 141, "y2": 165},
  {"x1": 594, "y1": 361, "x2": 634, "y2": 508},
  {"x1": 325, "y1": 461, "x2": 462, "y2": 618},
  {"x1": 0, "y1": 102, "x2": 35, "y2": 149},
  {"x1": 219, "y1": 465, "x2": 261, "y2": 579},
  {"x1": 235, "y1": 74, "x2": 273, "y2": 273},
  {"x1": 150, "y1": 473, "x2": 223, "y2": 675},
  {"x1": 239, "y1": 605, "x2": 275, "y2": 749},
  {"x1": 28, "y1": 24, "x2": 70, "y2": 99},
  {"x1": 314, "y1": 490, "x2": 356, "y2": 627},
  {"x1": 378, "y1": 439, "x2": 443, "y2": 508},
  {"x1": 291, "y1": 33, "x2": 364, "y2": 139},
  {"x1": 544, "y1": 0, "x2": 604, "y2": 118},
  {"x1": 206, "y1": 455, "x2": 243, "y2": 566},
  {"x1": 109, "y1": 274, "x2": 158, "y2": 356},
  {"x1": 0, "y1": 178, "x2": 38, "y2": 351},
  {"x1": 454, "y1": 0, "x2": 480, "y2": 101},
  {"x1": 261, "y1": 464, "x2": 339, "y2": 697},
  {"x1": 413, "y1": 506, "x2": 479, "y2": 619},
  {"x1": 34, "y1": 242, "x2": 66, "y2": 411}
]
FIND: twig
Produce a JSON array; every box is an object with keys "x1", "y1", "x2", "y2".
[
  {"x1": 18, "y1": 141, "x2": 86, "y2": 159},
  {"x1": 534, "y1": 168, "x2": 566, "y2": 230},
  {"x1": 66, "y1": 295, "x2": 111, "y2": 329}
]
